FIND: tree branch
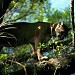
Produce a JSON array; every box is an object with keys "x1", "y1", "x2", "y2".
[{"x1": 8, "y1": 60, "x2": 27, "y2": 75}]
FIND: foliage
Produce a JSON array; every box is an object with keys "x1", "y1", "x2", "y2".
[
  {"x1": 0, "y1": 54, "x2": 8, "y2": 60},
  {"x1": 0, "y1": 0, "x2": 74, "y2": 75},
  {"x1": 3, "y1": 0, "x2": 70, "y2": 24},
  {"x1": 0, "y1": 44, "x2": 30, "y2": 75},
  {"x1": 38, "y1": 43, "x2": 47, "y2": 50},
  {"x1": 0, "y1": 41, "x2": 74, "y2": 75}
]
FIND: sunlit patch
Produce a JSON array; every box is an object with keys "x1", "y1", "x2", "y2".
[{"x1": 38, "y1": 26, "x2": 41, "y2": 30}]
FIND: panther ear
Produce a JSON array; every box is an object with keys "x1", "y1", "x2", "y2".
[
  {"x1": 60, "y1": 21, "x2": 64, "y2": 25},
  {"x1": 50, "y1": 23, "x2": 56, "y2": 28}
]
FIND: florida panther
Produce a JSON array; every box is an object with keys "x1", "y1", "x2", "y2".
[{"x1": 0, "y1": 21, "x2": 69, "y2": 60}]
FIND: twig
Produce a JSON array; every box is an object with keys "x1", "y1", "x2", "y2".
[
  {"x1": 0, "y1": 15, "x2": 4, "y2": 20},
  {"x1": 54, "y1": 66, "x2": 58, "y2": 75},
  {"x1": 8, "y1": 60, "x2": 27, "y2": 75},
  {"x1": 5, "y1": 2, "x2": 35, "y2": 23}
]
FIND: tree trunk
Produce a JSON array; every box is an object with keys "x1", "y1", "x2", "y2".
[
  {"x1": 0, "y1": 0, "x2": 12, "y2": 23},
  {"x1": 70, "y1": 0, "x2": 74, "y2": 47}
]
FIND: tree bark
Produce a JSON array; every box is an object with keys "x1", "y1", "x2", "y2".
[
  {"x1": 0, "y1": 0, "x2": 12, "y2": 23},
  {"x1": 70, "y1": 0, "x2": 74, "y2": 47}
]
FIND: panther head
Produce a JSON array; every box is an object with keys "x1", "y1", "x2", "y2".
[{"x1": 51, "y1": 21, "x2": 69, "y2": 40}]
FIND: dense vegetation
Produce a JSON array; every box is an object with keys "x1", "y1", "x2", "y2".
[{"x1": 0, "y1": 0, "x2": 75, "y2": 75}]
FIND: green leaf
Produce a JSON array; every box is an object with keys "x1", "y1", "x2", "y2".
[{"x1": 0, "y1": 54, "x2": 8, "y2": 59}]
